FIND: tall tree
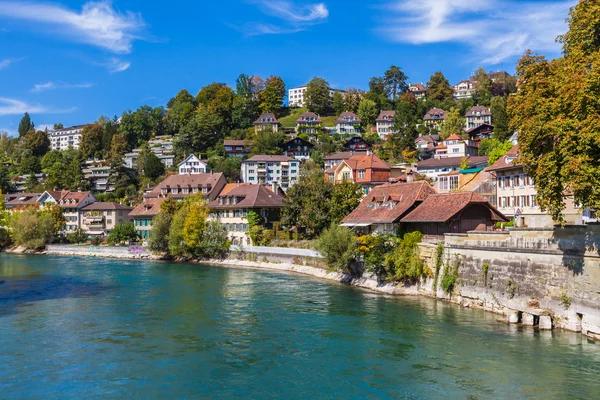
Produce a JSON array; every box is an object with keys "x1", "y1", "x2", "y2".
[
  {"x1": 165, "y1": 89, "x2": 197, "y2": 135},
  {"x1": 18, "y1": 113, "x2": 34, "y2": 137},
  {"x1": 473, "y1": 67, "x2": 493, "y2": 106},
  {"x1": 258, "y1": 75, "x2": 286, "y2": 114},
  {"x1": 357, "y1": 99, "x2": 379, "y2": 127},
  {"x1": 365, "y1": 77, "x2": 390, "y2": 111},
  {"x1": 343, "y1": 88, "x2": 362, "y2": 113},
  {"x1": 490, "y1": 96, "x2": 510, "y2": 141},
  {"x1": 381, "y1": 100, "x2": 418, "y2": 162},
  {"x1": 80, "y1": 123, "x2": 105, "y2": 159},
  {"x1": 426, "y1": 71, "x2": 454, "y2": 104},
  {"x1": 143, "y1": 152, "x2": 165, "y2": 180},
  {"x1": 304, "y1": 77, "x2": 331, "y2": 115},
  {"x1": 174, "y1": 107, "x2": 223, "y2": 158},
  {"x1": 24, "y1": 130, "x2": 50, "y2": 157},
  {"x1": 108, "y1": 134, "x2": 132, "y2": 193},
  {"x1": 439, "y1": 107, "x2": 466, "y2": 140},
  {"x1": 383, "y1": 66, "x2": 409, "y2": 102},
  {"x1": 332, "y1": 91, "x2": 345, "y2": 115},
  {"x1": 251, "y1": 128, "x2": 285, "y2": 156},
  {"x1": 508, "y1": 1, "x2": 600, "y2": 221}
]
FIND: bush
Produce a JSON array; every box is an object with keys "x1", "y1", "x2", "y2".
[
  {"x1": 356, "y1": 234, "x2": 395, "y2": 277},
  {"x1": 107, "y1": 222, "x2": 139, "y2": 245},
  {"x1": 200, "y1": 220, "x2": 230, "y2": 259},
  {"x1": 384, "y1": 231, "x2": 425, "y2": 282},
  {"x1": 9, "y1": 210, "x2": 58, "y2": 250},
  {"x1": 315, "y1": 223, "x2": 357, "y2": 274},
  {"x1": 67, "y1": 228, "x2": 88, "y2": 244},
  {"x1": 441, "y1": 256, "x2": 461, "y2": 294}
]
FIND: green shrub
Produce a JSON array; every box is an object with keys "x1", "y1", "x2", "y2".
[
  {"x1": 315, "y1": 223, "x2": 357, "y2": 274},
  {"x1": 560, "y1": 292, "x2": 571, "y2": 309},
  {"x1": 107, "y1": 222, "x2": 139, "y2": 245},
  {"x1": 383, "y1": 231, "x2": 425, "y2": 282},
  {"x1": 432, "y1": 243, "x2": 445, "y2": 291},
  {"x1": 67, "y1": 228, "x2": 88, "y2": 244},
  {"x1": 441, "y1": 256, "x2": 460, "y2": 294}
]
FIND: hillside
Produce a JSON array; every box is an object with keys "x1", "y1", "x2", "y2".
[{"x1": 278, "y1": 108, "x2": 337, "y2": 128}]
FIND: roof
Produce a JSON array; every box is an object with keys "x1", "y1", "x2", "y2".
[
  {"x1": 55, "y1": 191, "x2": 94, "y2": 208},
  {"x1": 177, "y1": 154, "x2": 205, "y2": 167},
  {"x1": 376, "y1": 110, "x2": 395, "y2": 122},
  {"x1": 486, "y1": 144, "x2": 521, "y2": 172},
  {"x1": 145, "y1": 173, "x2": 225, "y2": 198},
  {"x1": 296, "y1": 112, "x2": 321, "y2": 124},
  {"x1": 50, "y1": 124, "x2": 88, "y2": 133},
  {"x1": 446, "y1": 134, "x2": 463, "y2": 141},
  {"x1": 335, "y1": 112, "x2": 362, "y2": 124},
  {"x1": 244, "y1": 155, "x2": 295, "y2": 162},
  {"x1": 416, "y1": 156, "x2": 489, "y2": 169},
  {"x1": 344, "y1": 153, "x2": 390, "y2": 171},
  {"x1": 341, "y1": 181, "x2": 437, "y2": 225},
  {"x1": 219, "y1": 183, "x2": 240, "y2": 196},
  {"x1": 129, "y1": 198, "x2": 166, "y2": 217},
  {"x1": 423, "y1": 108, "x2": 446, "y2": 121},
  {"x1": 409, "y1": 83, "x2": 426, "y2": 91},
  {"x1": 416, "y1": 135, "x2": 438, "y2": 144},
  {"x1": 224, "y1": 140, "x2": 250, "y2": 147},
  {"x1": 282, "y1": 137, "x2": 314, "y2": 148},
  {"x1": 401, "y1": 192, "x2": 508, "y2": 222},
  {"x1": 324, "y1": 151, "x2": 356, "y2": 161},
  {"x1": 208, "y1": 184, "x2": 285, "y2": 209},
  {"x1": 254, "y1": 113, "x2": 279, "y2": 125},
  {"x1": 466, "y1": 123, "x2": 494, "y2": 134},
  {"x1": 5, "y1": 193, "x2": 40, "y2": 207},
  {"x1": 80, "y1": 202, "x2": 133, "y2": 211},
  {"x1": 466, "y1": 106, "x2": 492, "y2": 117}
]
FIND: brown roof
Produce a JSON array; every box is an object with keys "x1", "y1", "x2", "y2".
[
  {"x1": 145, "y1": 173, "x2": 225, "y2": 199},
  {"x1": 56, "y1": 191, "x2": 94, "y2": 208},
  {"x1": 129, "y1": 198, "x2": 166, "y2": 217},
  {"x1": 341, "y1": 181, "x2": 436, "y2": 224},
  {"x1": 324, "y1": 151, "x2": 355, "y2": 161},
  {"x1": 208, "y1": 184, "x2": 285, "y2": 209},
  {"x1": 219, "y1": 183, "x2": 240, "y2": 196},
  {"x1": 466, "y1": 106, "x2": 491, "y2": 117},
  {"x1": 445, "y1": 134, "x2": 463, "y2": 141},
  {"x1": 486, "y1": 144, "x2": 521, "y2": 172},
  {"x1": 401, "y1": 192, "x2": 508, "y2": 222},
  {"x1": 345, "y1": 153, "x2": 390, "y2": 171},
  {"x1": 254, "y1": 113, "x2": 279, "y2": 125},
  {"x1": 423, "y1": 108, "x2": 446, "y2": 121},
  {"x1": 224, "y1": 140, "x2": 250, "y2": 147},
  {"x1": 416, "y1": 156, "x2": 489, "y2": 169},
  {"x1": 245, "y1": 155, "x2": 295, "y2": 162},
  {"x1": 5, "y1": 193, "x2": 40, "y2": 207},
  {"x1": 296, "y1": 112, "x2": 321, "y2": 124},
  {"x1": 410, "y1": 83, "x2": 426, "y2": 91},
  {"x1": 376, "y1": 110, "x2": 395, "y2": 122},
  {"x1": 335, "y1": 112, "x2": 362, "y2": 124},
  {"x1": 81, "y1": 202, "x2": 133, "y2": 211}
]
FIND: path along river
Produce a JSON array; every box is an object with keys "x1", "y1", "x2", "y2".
[{"x1": 0, "y1": 254, "x2": 599, "y2": 399}]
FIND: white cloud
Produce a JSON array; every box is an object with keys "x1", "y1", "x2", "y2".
[
  {"x1": 0, "y1": 97, "x2": 75, "y2": 116},
  {"x1": 105, "y1": 58, "x2": 131, "y2": 73},
  {"x1": 381, "y1": 0, "x2": 575, "y2": 64},
  {"x1": 235, "y1": 1, "x2": 329, "y2": 35},
  {"x1": 0, "y1": 1, "x2": 145, "y2": 54},
  {"x1": 0, "y1": 57, "x2": 23, "y2": 70},
  {"x1": 31, "y1": 82, "x2": 95, "y2": 93}
]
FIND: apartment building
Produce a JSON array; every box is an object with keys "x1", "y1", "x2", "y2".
[
  {"x1": 288, "y1": 85, "x2": 340, "y2": 108},
  {"x1": 343, "y1": 136, "x2": 371, "y2": 152},
  {"x1": 375, "y1": 110, "x2": 395, "y2": 140},
  {"x1": 79, "y1": 202, "x2": 133, "y2": 236},
  {"x1": 241, "y1": 155, "x2": 299, "y2": 190},
  {"x1": 465, "y1": 106, "x2": 492, "y2": 129},
  {"x1": 124, "y1": 135, "x2": 175, "y2": 169},
  {"x1": 453, "y1": 80, "x2": 476, "y2": 100},
  {"x1": 82, "y1": 159, "x2": 112, "y2": 192},
  {"x1": 37, "y1": 190, "x2": 96, "y2": 232},
  {"x1": 178, "y1": 154, "x2": 208, "y2": 175},
  {"x1": 335, "y1": 112, "x2": 362, "y2": 135},
  {"x1": 48, "y1": 125, "x2": 86, "y2": 151}
]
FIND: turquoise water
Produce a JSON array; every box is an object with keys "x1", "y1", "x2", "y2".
[{"x1": 0, "y1": 254, "x2": 599, "y2": 399}]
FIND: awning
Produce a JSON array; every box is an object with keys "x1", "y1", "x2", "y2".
[
  {"x1": 340, "y1": 222, "x2": 372, "y2": 227},
  {"x1": 460, "y1": 167, "x2": 484, "y2": 174}
]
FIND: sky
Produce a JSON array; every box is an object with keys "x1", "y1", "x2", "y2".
[{"x1": 0, "y1": 0, "x2": 577, "y2": 135}]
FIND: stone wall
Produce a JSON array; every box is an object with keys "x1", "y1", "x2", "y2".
[{"x1": 436, "y1": 224, "x2": 600, "y2": 338}]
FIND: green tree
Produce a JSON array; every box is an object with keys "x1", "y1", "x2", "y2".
[
  {"x1": 20, "y1": 155, "x2": 41, "y2": 175},
  {"x1": 315, "y1": 223, "x2": 357, "y2": 274},
  {"x1": 107, "y1": 222, "x2": 139, "y2": 244},
  {"x1": 10, "y1": 210, "x2": 57, "y2": 249},
  {"x1": 168, "y1": 202, "x2": 189, "y2": 257},
  {"x1": 490, "y1": 96, "x2": 510, "y2": 141},
  {"x1": 148, "y1": 211, "x2": 171, "y2": 254},
  {"x1": 196, "y1": 82, "x2": 236, "y2": 133},
  {"x1": 380, "y1": 98, "x2": 418, "y2": 162},
  {"x1": 143, "y1": 152, "x2": 165, "y2": 180},
  {"x1": 343, "y1": 88, "x2": 362, "y2": 113},
  {"x1": 258, "y1": 75, "x2": 286, "y2": 114},
  {"x1": 67, "y1": 228, "x2": 88, "y2": 244},
  {"x1": 383, "y1": 65, "x2": 409, "y2": 102},
  {"x1": 329, "y1": 180, "x2": 362, "y2": 224},
  {"x1": 357, "y1": 99, "x2": 379, "y2": 127},
  {"x1": 80, "y1": 123, "x2": 105, "y2": 159},
  {"x1": 439, "y1": 107, "x2": 466, "y2": 140},
  {"x1": 304, "y1": 77, "x2": 331, "y2": 115},
  {"x1": 53, "y1": 123, "x2": 64, "y2": 130},
  {"x1": 488, "y1": 141, "x2": 514, "y2": 164},
  {"x1": 108, "y1": 134, "x2": 133, "y2": 193},
  {"x1": 24, "y1": 130, "x2": 50, "y2": 157},
  {"x1": 365, "y1": 77, "x2": 391, "y2": 111},
  {"x1": 473, "y1": 67, "x2": 493, "y2": 106},
  {"x1": 41, "y1": 151, "x2": 63, "y2": 171},
  {"x1": 210, "y1": 156, "x2": 242, "y2": 182},
  {"x1": 174, "y1": 107, "x2": 223, "y2": 158},
  {"x1": 332, "y1": 91, "x2": 345, "y2": 115},
  {"x1": 251, "y1": 128, "x2": 285, "y2": 156},
  {"x1": 18, "y1": 113, "x2": 34, "y2": 137},
  {"x1": 200, "y1": 220, "x2": 230, "y2": 259},
  {"x1": 0, "y1": 164, "x2": 9, "y2": 194},
  {"x1": 119, "y1": 106, "x2": 159, "y2": 149},
  {"x1": 383, "y1": 231, "x2": 425, "y2": 282},
  {"x1": 165, "y1": 89, "x2": 197, "y2": 135},
  {"x1": 426, "y1": 71, "x2": 454, "y2": 104}
]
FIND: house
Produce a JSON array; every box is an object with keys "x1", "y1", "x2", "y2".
[
  {"x1": 224, "y1": 140, "x2": 251, "y2": 157},
  {"x1": 343, "y1": 136, "x2": 371, "y2": 152},
  {"x1": 48, "y1": 125, "x2": 87, "y2": 151},
  {"x1": 401, "y1": 192, "x2": 508, "y2": 235},
  {"x1": 4, "y1": 193, "x2": 41, "y2": 212},
  {"x1": 324, "y1": 152, "x2": 356, "y2": 170},
  {"x1": 486, "y1": 144, "x2": 584, "y2": 227},
  {"x1": 434, "y1": 134, "x2": 479, "y2": 159},
  {"x1": 178, "y1": 154, "x2": 208, "y2": 175},
  {"x1": 37, "y1": 190, "x2": 97, "y2": 232},
  {"x1": 466, "y1": 123, "x2": 494, "y2": 141},
  {"x1": 435, "y1": 168, "x2": 496, "y2": 206},
  {"x1": 281, "y1": 137, "x2": 313, "y2": 161},
  {"x1": 241, "y1": 155, "x2": 299, "y2": 190},
  {"x1": 415, "y1": 135, "x2": 439, "y2": 159},
  {"x1": 296, "y1": 112, "x2": 322, "y2": 135},
  {"x1": 408, "y1": 83, "x2": 426, "y2": 100},
  {"x1": 254, "y1": 113, "x2": 280, "y2": 133},
  {"x1": 453, "y1": 79, "x2": 476, "y2": 100},
  {"x1": 124, "y1": 136, "x2": 175, "y2": 169},
  {"x1": 335, "y1": 112, "x2": 362, "y2": 135},
  {"x1": 208, "y1": 184, "x2": 286, "y2": 245},
  {"x1": 340, "y1": 181, "x2": 436, "y2": 234},
  {"x1": 465, "y1": 106, "x2": 492, "y2": 129},
  {"x1": 82, "y1": 159, "x2": 112, "y2": 192},
  {"x1": 143, "y1": 173, "x2": 226, "y2": 201},
  {"x1": 325, "y1": 152, "x2": 391, "y2": 194},
  {"x1": 79, "y1": 202, "x2": 133, "y2": 236},
  {"x1": 129, "y1": 198, "x2": 165, "y2": 240},
  {"x1": 423, "y1": 108, "x2": 446, "y2": 129},
  {"x1": 415, "y1": 155, "x2": 489, "y2": 179},
  {"x1": 375, "y1": 111, "x2": 395, "y2": 140},
  {"x1": 288, "y1": 86, "x2": 341, "y2": 108}
]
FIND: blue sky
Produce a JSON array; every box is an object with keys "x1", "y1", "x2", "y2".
[{"x1": 0, "y1": 0, "x2": 576, "y2": 134}]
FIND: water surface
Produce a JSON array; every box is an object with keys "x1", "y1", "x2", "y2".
[{"x1": 0, "y1": 254, "x2": 598, "y2": 399}]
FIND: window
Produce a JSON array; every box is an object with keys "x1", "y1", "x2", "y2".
[
  {"x1": 358, "y1": 170, "x2": 365, "y2": 179},
  {"x1": 249, "y1": 177, "x2": 255, "y2": 181},
  {"x1": 519, "y1": 174, "x2": 525, "y2": 187},
  {"x1": 521, "y1": 195, "x2": 528, "y2": 207},
  {"x1": 342, "y1": 172, "x2": 351, "y2": 180},
  {"x1": 452, "y1": 148, "x2": 460, "y2": 153},
  {"x1": 107, "y1": 219, "x2": 112, "y2": 224},
  {"x1": 531, "y1": 195, "x2": 537, "y2": 207},
  {"x1": 450, "y1": 176, "x2": 459, "y2": 190}
]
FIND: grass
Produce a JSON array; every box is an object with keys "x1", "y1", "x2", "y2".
[{"x1": 278, "y1": 107, "x2": 337, "y2": 129}]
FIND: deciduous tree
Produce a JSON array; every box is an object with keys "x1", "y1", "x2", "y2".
[
  {"x1": 304, "y1": 77, "x2": 331, "y2": 115},
  {"x1": 439, "y1": 107, "x2": 466, "y2": 140},
  {"x1": 357, "y1": 99, "x2": 378, "y2": 127},
  {"x1": 426, "y1": 71, "x2": 454, "y2": 104}
]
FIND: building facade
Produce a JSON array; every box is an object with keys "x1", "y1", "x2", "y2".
[
  {"x1": 281, "y1": 137, "x2": 313, "y2": 161},
  {"x1": 224, "y1": 140, "x2": 251, "y2": 157},
  {"x1": 254, "y1": 113, "x2": 280, "y2": 133},
  {"x1": 144, "y1": 172, "x2": 227, "y2": 202},
  {"x1": 178, "y1": 154, "x2": 208, "y2": 175},
  {"x1": 415, "y1": 155, "x2": 489, "y2": 179},
  {"x1": 48, "y1": 125, "x2": 86, "y2": 151},
  {"x1": 465, "y1": 106, "x2": 492, "y2": 129},
  {"x1": 129, "y1": 198, "x2": 165, "y2": 240},
  {"x1": 325, "y1": 153, "x2": 391, "y2": 194},
  {"x1": 453, "y1": 80, "x2": 476, "y2": 99},
  {"x1": 79, "y1": 202, "x2": 133, "y2": 236},
  {"x1": 434, "y1": 134, "x2": 479, "y2": 159},
  {"x1": 375, "y1": 110, "x2": 395, "y2": 140},
  {"x1": 241, "y1": 155, "x2": 299, "y2": 190},
  {"x1": 423, "y1": 108, "x2": 447, "y2": 129},
  {"x1": 288, "y1": 86, "x2": 340, "y2": 108},
  {"x1": 335, "y1": 112, "x2": 362, "y2": 135},
  {"x1": 295, "y1": 112, "x2": 322, "y2": 135}
]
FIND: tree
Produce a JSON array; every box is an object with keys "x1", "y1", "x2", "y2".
[
  {"x1": 473, "y1": 67, "x2": 493, "y2": 106},
  {"x1": 53, "y1": 123, "x2": 64, "y2": 130},
  {"x1": 148, "y1": 211, "x2": 171, "y2": 254},
  {"x1": 20, "y1": 155, "x2": 41, "y2": 175},
  {"x1": 490, "y1": 96, "x2": 510, "y2": 141},
  {"x1": 165, "y1": 89, "x2": 197, "y2": 135},
  {"x1": 315, "y1": 223, "x2": 357, "y2": 274},
  {"x1": 143, "y1": 152, "x2": 165, "y2": 180},
  {"x1": 119, "y1": 106, "x2": 163, "y2": 149},
  {"x1": 210, "y1": 156, "x2": 242, "y2": 182},
  {"x1": 357, "y1": 99, "x2": 379, "y2": 127},
  {"x1": 107, "y1": 222, "x2": 139, "y2": 244},
  {"x1": 508, "y1": 1, "x2": 600, "y2": 221},
  {"x1": 18, "y1": 113, "x2": 34, "y2": 137},
  {"x1": 426, "y1": 71, "x2": 454, "y2": 104},
  {"x1": 168, "y1": 202, "x2": 189, "y2": 257},
  {"x1": 200, "y1": 220, "x2": 230, "y2": 259},
  {"x1": 332, "y1": 91, "x2": 345, "y2": 115},
  {"x1": 196, "y1": 83, "x2": 236, "y2": 134},
  {"x1": 24, "y1": 130, "x2": 50, "y2": 157},
  {"x1": 80, "y1": 123, "x2": 105, "y2": 159},
  {"x1": 258, "y1": 75, "x2": 286, "y2": 114},
  {"x1": 343, "y1": 88, "x2": 362, "y2": 113},
  {"x1": 439, "y1": 107, "x2": 466, "y2": 140},
  {"x1": 329, "y1": 181, "x2": 362, "y2": 224},
  {"x1": 108, "y1": 134, "x2": 133, "y2": 193},
  {"x1": 0, "y1": 164, "x2": 10, "y2": 194},
  {"x1": 174, "y1": 107, "x2": 223, "y2": 158},
  {"x1": 67, "y1": 228, "x2": 88, "y2": 244},
  {"x1": 251, "y1": 128, "x2": 285, "y2": 156},
  {"x1": 41, "y1": 151, "x2": 63, "y2": 171},
  {"x1": 383, "y1": 66, "x2": 409, "y2": 102},
  {"x1": 304, "y1": 77, "x2": 331, "y2": 115},
  {"x1": 10, "y1": 210, "x2": 57, "y2": 249},
  {"x1": 379, "y1": 99, "x2": 418, "y2": 162},
  {"x1": 488, "y1": 141, "x2": 514, "y2": 164},
  {"x1": 365, "y1": 77, "x2": 391, "y2": 111},
  {"x1": 182, "y1": 197, "x2": 209, "y2": 252}
]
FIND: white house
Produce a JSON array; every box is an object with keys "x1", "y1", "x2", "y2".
[
  {"x1": 48, "y1": 125, "x2": 86, "y2": 151},
  {"x1": 178, "y1": 154, "x2": 208, "y2": 175},
  {"x1": 453, "y1": 80, "x2": 476, "y2": 100},
  {"x1": 288, "y1": 85, "x2": 342, "y2": 108}
]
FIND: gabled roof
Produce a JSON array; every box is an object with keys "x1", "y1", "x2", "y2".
[
  {"x1": 409, "y1": 83, "x2": 426, "y2": 91},
  {"x1": 466, "y1": 123, "x2": 494, "y2": 135},
  {"x1": 401, "y1": 192, "x2": 508, "y2": 222},
  {"x1": 129, "y1": 198, "x2": 165, "y2": 217},
  {"x1": 177, "y1": 154, "x2": 205, "y2": 167},
  {"x1": 254, "y1": 113, "x2": 279, "y2": 124},
  {"x1": 445, "y1": 134, "x2": 463, "y2": 141},
  {"x1": 244, "y1": 155, "x2": 295, "y2": 162},
  {"x1": 335, "y1": 112, "x2": 362, "y2": 124},
  {"x1": 344, "y1": 153, "x2": 390, "y2": 171},
  {"x1": 466, "y1": 106, "x2": 492, "y2": 117},
  {"x1": 376, "y1": 110, "x2": 395, "y2": 122},
  {"x1": 145, "y1": 173, "x2": 225, "y2": 199},
  {"x1": 5, "y1": 193, "x2": 41, "y2": 208},
  {"x1": 224, "y1": 140, "x2": 250, "y2": 147},
  {"x1": 486, "y1": 144, "x2": 521, "y2": 172},
  {"x1": 416, "y1": 156, "x2": 489, "y2": 169},
  {"x1": 296, "y1": 112, "x2": 321, "y2": 123},
  {"x1": 341, "y1": 181, "x2": 436, "y2": 224},
  {"x1": 324, "y1": 151, "x2": 356, "y2": 161},
  {"x1": 80, "y1": 202, "x2": 133, "y2": 211},
  {"x1": 423, "y1": 108, "x2": 446, "y2": 121},
  {"x1": 282, "y1": 137, "x2": 314, "y2": 148},
  {"x1": 208, "y1": 184, "x2": 285, "y2": 209}
]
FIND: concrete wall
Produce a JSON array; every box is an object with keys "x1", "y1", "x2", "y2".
[{"x1": 437, "y1": 225, "x2": 600, "y2": 338}]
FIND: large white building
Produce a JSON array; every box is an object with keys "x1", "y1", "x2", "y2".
[
  {"x1": 48, "y1": 125, "x2": 86, "y2": 151},
  {"x1": 288, "y1": 85, "x2": 342, "y2": 108},
  {"x1": 241, "y1": 155, "x2": 300, "y2": 190}
]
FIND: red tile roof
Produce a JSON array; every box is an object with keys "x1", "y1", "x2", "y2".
[
  {"x1": 296, "y1": 112, "x2": 321, "y2": 124},
  {"x1": 224, "y1": 140, "x2": 250, "y2": 147},
  {"x1": 80, "y1": 202, "x2": 133, "y2": 211},
  {"x1": 401, "y1": 192, "x2": 508, "y2": 222},
  {"x1": 129, "y1": 198, "x2": 166, "y2": 217},
  {"x1": 376, "y1": 110, "x2": 395, "y2": 122},
  {"x1": 335, "y1": 112, "x2": 361, "y2": 124},
  {"x1": 486, "y1": 144, "x2": 520, "y2": 172},
  {"x1": 445, "y1": 134, "x2": 463, "y2": 141},
  {"x1": 57, "y1": 191, "x2": 94, "y2": 208},
  {"x1": 424, "y1": 107, "x2": 447, "y2": 121},
  {"x1": 345, "y1": 153, "x2": 390, "y2": 171},
  {"x1": 208, "y1": 184, "x2": 285, "y2": 209},
  {"x1": 410, "y1": 83, "x2": 426, "y2": 91},
  {"x1": 341, "y1": 181, "x2": 436, "y2": 224}
]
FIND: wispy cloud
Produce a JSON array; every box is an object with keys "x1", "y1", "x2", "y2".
[
  {"x1": 381, "y1": 0, "x2": 575, "y2": 64},
  {"x1": 0, "y1": 1, "x2": 145, "y2": 54},
  {"x1": 0, "y1": 97, "x2": 75, "y2": 116},
  {"x1": 233, "y1": 1, "x2": 329, "y2": 36},
  {"x1": 102, "y1": 58, "x2": 131, "y2": 73},
  {"x1": 0, "y1": 57, "x2": 23, "y2": 70},
  {"x1": 31, "y1": 81, "x2": 95, "y2": 93}
]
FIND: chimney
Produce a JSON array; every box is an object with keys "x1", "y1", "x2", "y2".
[{"x1": 406, "y1": 171, "x2": 414, "y2": 183}]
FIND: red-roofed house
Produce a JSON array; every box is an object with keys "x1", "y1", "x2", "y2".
[
  {"x1": 408, "y1": 83, "x2": 426, "y2": 100},
  {"x1": 326, "y1": 153, "x2": 391, "y2": 194},
  {"x1": 37, "y1": 190, "x2": 97, "y2": 232}
]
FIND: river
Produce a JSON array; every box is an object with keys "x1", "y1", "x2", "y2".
[{"x1": 0, "y1": 254, "x2": 599, "y2": 399}]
